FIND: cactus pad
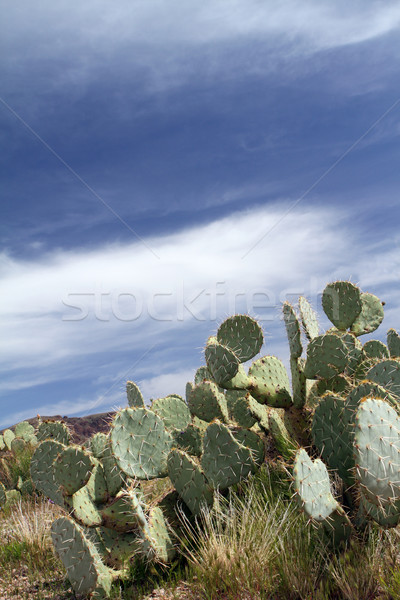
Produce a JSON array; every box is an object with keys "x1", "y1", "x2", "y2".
[
  {"x1": 15, "y1": 421, "x2": 35, "y2": 440},
  {"x1": 367, "y1": 359, "x2": 400, "y2": 400},
  {"x1": 226, "y1": 390, "x2": 257, "y2": 428},
  {"x1": 360, "y1": 495, "x2": 400, "y2": 528},
  {"x1": 111, "y1": 407, "x2": 173, "y2": 479},
  {"x1": 194, "y1": 366, "x2": 213, "y2": 384},
  {"x1": 298, "y1": 296, "x2": 319, "y2": 340},
  {"x1": 37, "y1": 421, "x2": 71, "y2": 445},
  {"x1": 51, "y1": 516, "x2": 114, "y2": 597},
  {"x1": 30, "y1": 440, "x2": 65, "y2": 506},
  {"x1": 101, "y1": 490, "x2": 147, "y2": 532},
  {"x1": 267, "y1": 408, "x2": 297, "y2": 460},
  {"x1": 322, "y1": 281, "x2": 362, "y2": 330},
  {"x1": 71, "y1": 485, "x2": 103, "y2": 527},
  {"x1": 311, "y1": 394, "x2": 354, "y2": 484},
  {"x1": 90, "y1": 432, "x2": 109, "y2": 459},
  {"x1": 248, "y1": 356, "x2": 292, "y2": 408},
  {"x1": 11, "y1": 437, "x2": 26, "y2": 454},
  {"x1": 303, "y1": 333, "x2": 348, "y2": 379},
  {"x1": 231, "y1": 428, "x2": 265, "y2": 467},
  {"x1": 293, "y1": 448, "x2": 339, "y2": 521},
  {"x1": 201, "y1": 422, "x2": 256, "y2": 489},
  {"x1": 282, "y1": 302, "x2": 302, "y2": 359},
  {"x1": 126, "y1": 381, "x2": 145, "y2": 408},
  {"x1": 188, "y1": 381, "x2": 229, "y2": 423},
  {"x1": 140, "y1": 506, "x2": 176, "y2": 563},
  {"x1": 354, "y1": 397, "x2": 400, "y2": 506},
  {"x1": 3, "y1": 429, "x2": 15, "y2": 450},
  {"x1": 217, "y1": 315, "x2": 263, "y2": 362},
  {"x1": 387, "y1": 329, "x2": 400, "y2": 358},
  {"x1": 54, "y1": 446, "x2": 94, "y2": 496},
  {"x1": 175, "y1": 424, "x2": 203, "y2": 456},
  {"x1": 350, "y1": 292, "x2": 384, "y2": 336},
  {"x1": 205, "y1": 337, "x2": 240, "y2": 385},
  {"x1": 168, "y1": 448, "x2": 213, "y2": 515},
  {"x1": 363, "y1": 340, "x2": 389, "y2": 361},
  {"x1": 291, "y1": 357, "x2": 307, "y2": 408},
  {"x1": 151, "y1": 395, "x2": 192, "y2": 431}
]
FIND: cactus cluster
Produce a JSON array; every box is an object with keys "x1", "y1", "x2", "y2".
[
  {"x1": 0, "y1": 420, "x2": 39, "y2": 508},
  {"x1": 201, "y1": 280, "x2": 400, "y2": 540},
  {"x1": 23, "y1": 278, "x2": 400, "y2": 596},
  {"x1": 30, "y1": 374, "x2": 269, "y2": 597}
]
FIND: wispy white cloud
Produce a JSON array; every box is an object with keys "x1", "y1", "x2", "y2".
[{"x1": 1, "y1": 201, "x2": 399, "y2": 415}]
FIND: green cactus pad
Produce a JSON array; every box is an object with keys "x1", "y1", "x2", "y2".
[
  {"x1": 188, "y1": 381, "x2": 229, "y2": 423},
  {"x1": 98, "y1": 527, "x2": 140, "y2": 567},
  {"x1": 100, "y1": 437, "x2": 126, "y2": 496},
  {"x1": 291, "y1": 357, "x2": 307, "y2": 409},
  {"x1": 298, "y1": 296, "x2": 319, "y2": 340},
  {"x1": 11, "y1": 437, "x2": 26, "y2": 455},
  {"x1": 139, "y1": 506, "x2": 176, "y2": 563},
  {"x1": 54, "y1": 446, "x2": 94, "y2": 496},
  {"x1": 71, "y1": 485, "x2": 103, "y2": 527},
  {"x1": 293, "y1": 448, "x2": 340, "y2": 522},
  {"x1": 151, "y1": 395, "x2": 192, "y2": 431},
  {"x1": 101, "y1": 490, "x2": 147, "y2": 532},
  {"x1": 90, "y1": 432, "x2": 109, "y2": 459},
  {"x1": 354, "y1": 398, "x2": 400, "y2": 506},
  {"x1": 350, "y1": 292, "x2": 384, "y2": 336},
  {"x1": 247, "y1": 395, "x2": 270, "y2": 431},
  {"x1": 231, "y1": 428, "x2": 265, "y2": 467},
  {"x1": 338, "y1": 332, "x2": 363, "y2": 376},
  {"x1": 111, "y1": 407, "x2": 173, "y2": 479},
  {"x1": 363, "y1": 340, "x2": 389, "y2": 361},
  {"x1": 126, "y1": 381, "x2": 145, "y2": 408},
  {"x1": 85, "y1": 458, "x2": 109, "y2": 504},
  {"x1": 14, "y1": 421, "x2": 35, "y2": 440},
  {"x1": 387, "y1": 329, "x2": 400, "y2": 358},
  {"x1": 37, "y1": 421, "x2": 71, "y2": 445},
  {"x1": 267, "y1": 408, "x2": 297, "y2": 460},
  {"x1": 347, "y1": 381, "x2": 397, "y2": 412},
  {"x1": 322, "y1": 281, "x2": 362, "y2": 330},
  {"x1": 367, "y1": 359, "x2": 400, "y2": 400},
  {"x1": 0, "y1": 482, "x2": 6, "y2": 506},
  {"x1": 51, "y1": 516, "x2": 114, "y2": 597},
  {"x1": 205, "y1": 337, "x2": 240, "y2": 385},
  {"x1": 217, "y1": 315, "x2": 263, "y2": 363},
  {"x1": 282, "y1": 302, "x2": 302, "y2": 359},
  {"x1": 175, "y1": 424, "x2": 203, "y2": 456},
  {"x1": 248, "y1": 356, "x2": 292, "y2": 408},
  {"x1": 311, "y1": 394, "x2": 354, "y2": 485},
  {"x1": 168, "y1": 448, "x2": 214, "y2": 515},
  {"x1": 185, "y1": 381, "x2": 194, "y2": 402},
  {"x1": 30, "y1": 440, "x2": 65, "y2": 506},
  {"x1": 303, "y1": 333, "x2": 348, "y2": 379},
  {"x1": 3, "y1": 429, "x2": 15, "y2": 450},
  {"x1": 201, "y1": 421, "x2": 256, "y2": 490},
  {"x1": 226, "y1": 390, "x2": 257, "y2": 428},
  {"x1": 0, "y1": 435, "x2": 4, "y2": 451},
  {"x1": 360, "y1": 495, "x2": 400, "y2": 528},
  {"x1": 194, "y1": 366, "x2": 213, "y2": 384}
]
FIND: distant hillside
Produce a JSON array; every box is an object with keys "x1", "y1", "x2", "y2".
[{"x1": 1, "y1": 411, "x2": 116, "y2": 445}]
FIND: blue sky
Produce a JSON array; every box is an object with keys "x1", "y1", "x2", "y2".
[{"x1": 1, "y1": 1, "x2": 400, "y2": 427}]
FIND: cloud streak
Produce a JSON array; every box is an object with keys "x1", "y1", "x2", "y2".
[{"x1": 1, "y1": 202, "x2": 399, "y2": 411}]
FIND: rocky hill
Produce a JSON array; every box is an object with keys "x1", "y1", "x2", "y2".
[{"x1": 1, "y1": 411, "x2": 116, "y2": 445}]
